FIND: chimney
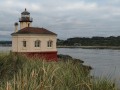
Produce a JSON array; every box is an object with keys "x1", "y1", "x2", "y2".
[{"x1": 14, "y1": 22, "x2": 18, "y2": 32}]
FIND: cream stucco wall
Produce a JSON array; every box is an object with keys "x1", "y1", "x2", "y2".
[
  {"x1": 20, "y1": 22, "x2": 32, "y2": 29},
  {"x1": 15, "y1": 25, "x2": 18, "y2": 32},
  {"x1": 12, "y1": 34, "x2": 57, "y2": 52}
]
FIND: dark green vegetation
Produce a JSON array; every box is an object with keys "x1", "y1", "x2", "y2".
[
  {"x1": 0, "y1": 41, "x2": 12, "y2": 46},
  {"x1": 1, "y1": 36, "x2": 120, "y2": 46},
  {"x1": 57, "y1": 36, "x2": 120, "y2": 46},
  {"x1": 0, "y1": 53, "x2": 117, "y2": 90}
]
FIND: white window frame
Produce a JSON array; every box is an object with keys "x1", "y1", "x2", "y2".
[
  {"x1": 23, "y1": 41, "x2": 27, "y2": 47},
  {"x1": 35, "y1": 40, "x2": 41, "y2": 47},
  {"x1": 47, "y1": 40, "x2": 53, "y2": 48}
]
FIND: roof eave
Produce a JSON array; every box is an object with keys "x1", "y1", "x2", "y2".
[{"x1": 11, "y1": 33, "x2": 57, "y2": 36}]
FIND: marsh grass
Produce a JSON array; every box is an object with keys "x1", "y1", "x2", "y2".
[{"x1": 0, "y1": 53, "x2": 118, "y2": 90}]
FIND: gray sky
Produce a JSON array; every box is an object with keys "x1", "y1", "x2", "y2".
[{"x1": 0, "y1": 0, "x2": 120, "y2": 40}]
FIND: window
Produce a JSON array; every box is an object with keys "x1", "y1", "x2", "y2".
[
  {"x1": 47, "y1": 40, "x2": 53, "y2": 47},
  {"x1": 23, "y1": 41, "x2": 26, "y2": 47},
  {"x1": 28, "y1": 23, "x2": 30, "y2": 27},
  {"x1": 35, "y1": 40, "x2": 41, "y2": 47}
]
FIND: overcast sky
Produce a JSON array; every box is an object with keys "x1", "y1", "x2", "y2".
[{"x1": 0, "y1": 0, "x2": 120, "y2": 40}]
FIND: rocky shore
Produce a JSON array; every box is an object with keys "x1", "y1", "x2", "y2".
[{"x1": 57, "y1": 54, "x2": 92, "y2": 70}]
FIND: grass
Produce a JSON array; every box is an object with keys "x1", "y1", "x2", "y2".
[{"x1": 0, "y1": 52, "x2": 118, "y2": 90}]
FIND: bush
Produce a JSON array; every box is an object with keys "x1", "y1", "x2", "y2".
[{"x1": 0, "y1": 53, "x2": 117, "y2": 90}]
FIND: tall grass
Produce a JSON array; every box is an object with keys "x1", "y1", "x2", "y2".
[{"x1": 0, "y1": 53, "x2": 117, "y2": 90}]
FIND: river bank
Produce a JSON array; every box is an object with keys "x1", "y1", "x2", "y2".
[
  {"x1": 58, "y1": 54, "x2": 92, "y2": 70},
  {"x1": 57, "y1": 46, "x2": 120, "y2": 49},
  {"x1": 0, "y1": 53, "x2": 117, "y2": 90},
  {"x1": 1, "y1": 45, "x2": 120, "y2": 50}
]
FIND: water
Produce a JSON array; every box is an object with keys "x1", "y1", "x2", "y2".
[
  {"x1": 58, "y1": 48, "x2": 120, "y2": 83},
  {"x1": 0, "y1": 46, "x2": 11, "y2": 52},
  {"x1": 1, "y1": 47, "x2": 120, "y2": 84}
]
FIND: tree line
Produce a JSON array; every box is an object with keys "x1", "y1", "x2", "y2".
[
  {"x1": 1, "y1": 36, "x2": 120, "y2": 46},
  {"x1": 0, "y1": 41, "x2": 12, "y2": 46},
  {"x1": 57, "y1": 36, "x2": 120, "y2": 46}
]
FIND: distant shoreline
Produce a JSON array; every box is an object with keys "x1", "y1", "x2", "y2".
[
  {"x1": 57, "y1": 46, "x2": 120, "y2": 49},
  {"x1": 1, "y1": 45, "x2": 120, "y2": 50}
]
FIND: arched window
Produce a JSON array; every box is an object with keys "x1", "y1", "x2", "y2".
[
  {"x1": 35, "y1": 40, "x2": 41, "y2": 47},
  {"x1": 47, "y1": 40, "x2": 53, "y2": 47}
]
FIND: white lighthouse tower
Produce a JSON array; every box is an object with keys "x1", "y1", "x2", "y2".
[
  {"x1": 19, "y1": 8, "x2": 33, "y2": 29},
  {"x1": 11, "y1": 9, "x2": 57, "y2": 61}
]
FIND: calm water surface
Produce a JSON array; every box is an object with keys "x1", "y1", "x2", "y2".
[
  {"x1": 1, "y1": 47, "x2": 120, "y2": 84},
  {"x1": 58, "y1": 48, "x2": 120, "y2": 82},
  {"x1": 0, "y1": 46, "x2": 11, "y2": 52}
]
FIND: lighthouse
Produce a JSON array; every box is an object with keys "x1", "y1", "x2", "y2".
[
  {"x1": 19, "y1": 8, "x2": 33, "y2": 29},
  {"x1": 11, "y1": 9, "x2": 57, "y2": 61}
]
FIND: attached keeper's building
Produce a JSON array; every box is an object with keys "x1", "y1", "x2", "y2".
[{"x1": 11, "y1": 9, "x2": 57, "y2": 61}]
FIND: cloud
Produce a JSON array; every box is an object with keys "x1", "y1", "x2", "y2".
[
  {"x1": 0, "y1": 0, "x2": 42, "y2": 13},
  {"x1": 0, "y1": 31, "x2": 11, "y2": 36},
  {"x1": 1, "y1": 0, "x2": 120, "y2": 40},
  {"x1": 56, "y1": 1, "x2": 98, "y2": 11}
]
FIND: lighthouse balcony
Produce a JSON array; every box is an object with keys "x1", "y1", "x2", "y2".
[{"x1": 19, "y1": 17, "x2": 33, "y2": 22}]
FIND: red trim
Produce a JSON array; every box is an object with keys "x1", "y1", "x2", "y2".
[{"x1": 14, "y1": 51, "x2": 58, "y2": 61}]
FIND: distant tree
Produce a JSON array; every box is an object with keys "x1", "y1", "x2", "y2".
[
  {"x1": 0, "y1": 41, "x2": 12, "y2": 46},
  {"x1": 57, "y1": 36, "x2": 120, "y2": 46}
]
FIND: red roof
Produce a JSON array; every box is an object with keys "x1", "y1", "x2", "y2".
[{"x1": 11, "y1": 27, "x2": 57, "y2": 35}]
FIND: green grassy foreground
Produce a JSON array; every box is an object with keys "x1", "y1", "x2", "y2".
[{"x1": 0, "y1": 53, "x2": 117, "y2": 90}]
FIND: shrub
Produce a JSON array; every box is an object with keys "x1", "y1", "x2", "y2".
[{"x1": 0, "y1": 53, "x2": 117, "y2": 90}]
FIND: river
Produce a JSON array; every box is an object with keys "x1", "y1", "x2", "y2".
[
  {"x1": 58, "y1": 48, "x2": 120, "y2": 86},
  {"x1": 0, "y1": 47, "x2": 120, "y2": 84}
]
